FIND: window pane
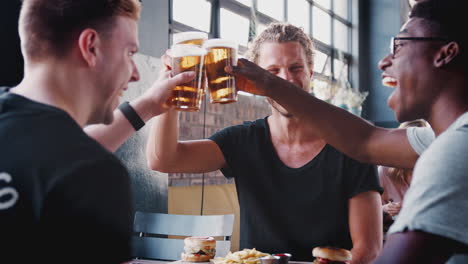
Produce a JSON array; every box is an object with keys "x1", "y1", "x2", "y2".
[
  {"x1": 312, "y1": 6, "x2": 331, "y2": 45},
  {"x1": 334, "y1": 19, "x2": 349, "y2": 52},
  {"x1": 314, "y1": 0, "x2": 331, "y2": 10},
  {"x1": 334, "y1": 58, "x2": 348, "y2": 80},
  {"x1": 234, "y1": 0, "x2": 251, "y2": 7},
  {"x1": 173, "y1": 0, "x2": 211, "y2": 32},
  {"x1": 288, "y1": 0, "x2": 310, "y2": 35},
  {"x1": 333, "y1": 0, "x2": 348, "y2": 19},
  {"x1": 314, "y1": 50, "x2": 331, "y2": 76},
  {"x1": 220, "y1": 8, "x2": 250, "y2": 47},
  {"x1": 257, "y1": 23, "x2": 268, "y2": 35},
  {"x1": 258, "y1": 0, "x2": 284, "y2": 20}
]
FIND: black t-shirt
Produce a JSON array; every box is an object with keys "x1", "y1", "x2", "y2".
[
  {"x1": 210, "y1": 117, "x2": 382, "y2": 261},
  {"x1": 0, "y1": 88, "x2": 133, "y2": 264}
]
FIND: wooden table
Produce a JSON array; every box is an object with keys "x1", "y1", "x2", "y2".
[
  {"x1": 124, "y1": 260, "x2": 169, "y2": 264},
  {"x1": 125, "y1": 260, "x2": 309, "y2": 264}
]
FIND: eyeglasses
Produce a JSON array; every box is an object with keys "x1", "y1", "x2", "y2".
[{"x1": 390, "y1": 37, "x2": 449, "y2": 57}]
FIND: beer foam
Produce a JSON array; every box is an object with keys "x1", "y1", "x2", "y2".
[
  {"x1": 173, "y1": 31, "x2": 208, "y2": 44},
  {"x1": 203, "y1": 39, "x2": 238, "y2": 50},
  {"x1": 170, "y1": 44, "x2": 207, "y2": 58}
]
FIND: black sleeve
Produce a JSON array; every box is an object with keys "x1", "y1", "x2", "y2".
[
  {"x1": 40, "y1": 157, "x2": 133, "y2": 264},
  {"x1": 344, "y1": 158, "x2": 383, "y2": 198},
  {"x1": 209, "y1": 124, "x2": 247, "y2": 179}
]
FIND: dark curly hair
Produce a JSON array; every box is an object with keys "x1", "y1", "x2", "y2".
[{"x1": 410, "y1": 0, "x2": 467, "y2": 70}]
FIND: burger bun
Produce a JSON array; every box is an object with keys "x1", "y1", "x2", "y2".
[
  {"x1": 184, "y1": 236, "x2": 216, "y2": 249},
  {"x1": 181, "y1": 252, "x2": 213, "y2": 262},
  {"x1": 312, "y1": 247, "x2": 352, "y2": 262},
  {"x1": 182, "y1": 236, "x2": 216, "y2": 262}
]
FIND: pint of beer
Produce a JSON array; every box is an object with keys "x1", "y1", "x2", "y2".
[
  {"x1": 169, "y1": 44, "x2": 207, "y2": 111},
  {"x1": 173, "y1": 31, "x2": 209, "y2": 99},
  {"x1": 203, "y1": 39, "x2": 238, "y2": 104},
  {"x1": 173, "y1": 31, "x2": 208, "y2": 46}
]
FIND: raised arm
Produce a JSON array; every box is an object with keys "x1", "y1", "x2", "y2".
[
  {"x1": 228, "y1": 59, "x2": 418, "y2": 169},
  {"x1": 146, "y1": 108, "x2": 226, "y2": 173},
  {"x1": 85, "y1": 70, "x2": 195, "y2": 152},
  {"x1": 348, "y1": 191, "x2": 383, "y2": 264}
]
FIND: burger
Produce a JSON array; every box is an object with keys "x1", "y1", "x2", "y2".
[
  {"x1": 312, "y1": 247, "x2": 352, "y2": 264},
  {"x1": 181, "y1": 236, "x2": 216, "y2": 262}
]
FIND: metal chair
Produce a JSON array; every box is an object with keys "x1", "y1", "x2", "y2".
[{"x1": 132, "y1": 212, "x2": 235, "y2": 261}]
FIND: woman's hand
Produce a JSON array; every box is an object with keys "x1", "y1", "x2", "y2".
[{"x1": 383, "y1": 201, "x2": 402, "y2": 217}]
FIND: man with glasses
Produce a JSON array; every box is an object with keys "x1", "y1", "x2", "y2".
[
  {"x1": 390, "y1": 36, "x2": 448, "y2": 58},
  {"x1": 227, "y1": 0, "x2": 468, "y2": 263}
]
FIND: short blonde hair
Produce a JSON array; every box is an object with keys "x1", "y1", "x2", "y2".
[
  {"x1": 387, "y1": 119, "x2": 430, "y2": 184},
  {"x1": 246, "y1": 23, "x2": 315, "y2": 69},
  {"x1": 19, "y1": 0, "x2": 141, "y2": 60}
]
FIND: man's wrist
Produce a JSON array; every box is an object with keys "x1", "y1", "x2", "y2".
[
  {"x1": 118, "y1": 101, "x2": 145, "y2": 131},
  {"x1": 134, "y1": 94, "x2": 167, "y2": 120}
]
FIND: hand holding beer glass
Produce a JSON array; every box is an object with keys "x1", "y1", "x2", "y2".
[
  {"x1": 168, "y1": 44, "x2": 206, "y2": 112},
  {"x1": 167, "y1": 33, "x2": 238, "y2": 110},
  {"x1": 203, "y1": 39, "x2": 238, "y2": 104}
]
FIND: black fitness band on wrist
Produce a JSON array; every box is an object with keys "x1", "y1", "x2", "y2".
[{"x1": 118, "y1": 101, "x2": 145, "y2": 131}]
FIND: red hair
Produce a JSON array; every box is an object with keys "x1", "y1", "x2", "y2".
[{"x1": 19, "y1": 0, "x2": 141, "y2": 60}]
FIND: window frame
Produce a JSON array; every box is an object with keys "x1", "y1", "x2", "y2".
[{"x1": 169, "y1": 0, "x2": 356, "y2": 86}]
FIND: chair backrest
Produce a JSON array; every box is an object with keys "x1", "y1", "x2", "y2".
[{"x1": 132, "y1": 212, "x2": 235, "y2": 261}]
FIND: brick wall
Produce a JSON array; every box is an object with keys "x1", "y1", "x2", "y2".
[{"x1": 169, "y1": 93, "x2": 271, "y2": 186}]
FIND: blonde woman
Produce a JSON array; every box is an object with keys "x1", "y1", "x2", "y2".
[{"x1": 379, "y1": 119, "x2": 429, "y2": 233}]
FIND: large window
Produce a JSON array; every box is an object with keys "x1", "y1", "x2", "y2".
[
  {"x1": 257, "y1": 0, "x2": 284, "y2": 21},
  {"x1": 220, "y1": 8, "x2": 250, "y2": 47},
  {"x1": 287, "y1": 0, "x2": 310, "y2": 35},
  {"x1": 312, "y1": 6, "x2": 331, "y2": 45},
  {"x1": 170, "y1": 0, "x2": 354, "y2": 86},
  {"x1": 172, "y1": 0, "x2": 211, "y2": 32}
]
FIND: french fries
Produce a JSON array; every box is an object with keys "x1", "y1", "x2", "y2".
[{"x1": 211, "y1": 248, "x2": 269, "y2": 264}]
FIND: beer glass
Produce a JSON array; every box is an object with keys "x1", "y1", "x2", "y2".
[
  {"x1": 169, "y1": 44, "x2": 206, "y2": 111},
  {"x1": 203, "y1": 39, "x2": 238, "y2": 104},
  {"x1": 173, "y1": 31, "x2": 209, "y2": 100},
  {"x1": 173, "y1": 31, "x2": 208, "y2": 46}
]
